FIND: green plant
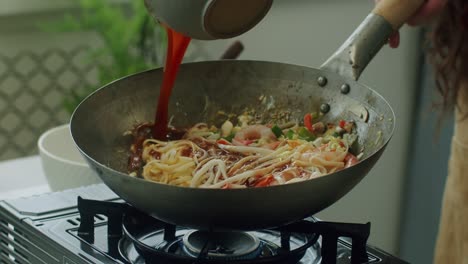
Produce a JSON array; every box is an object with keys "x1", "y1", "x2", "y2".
[{"x1": 42, "y1": 0, "x2": 165, "y2": 113}]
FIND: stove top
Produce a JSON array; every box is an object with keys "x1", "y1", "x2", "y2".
[{"x1": 0, "y1": 184, "x2": 408, "y2": 264}]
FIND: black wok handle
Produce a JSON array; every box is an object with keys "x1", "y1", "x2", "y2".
[
  {"x1": 219, "y1": 41, "x2": 244, "y2": 60},
  {"x1": 320, "y1": 0, "x2": 424, "y2": 81}
]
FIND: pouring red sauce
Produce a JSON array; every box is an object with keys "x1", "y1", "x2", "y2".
[{"x1": 152, "y1": 26, "x2": 191, "y2": 140}]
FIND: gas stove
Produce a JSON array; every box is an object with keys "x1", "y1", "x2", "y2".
[{"x1": 0, "y1": 184, "x2": 408, "y2": 264}]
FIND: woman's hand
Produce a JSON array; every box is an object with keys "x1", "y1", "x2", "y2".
[
  {"x1": 375, "y1": 0, "x2": 448, "y2": 48},
  {"x1": 408, "y1": 0, "x2": 448, "y2": 26}
]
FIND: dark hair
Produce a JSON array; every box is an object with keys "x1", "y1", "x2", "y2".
[{"x1": 428, "y1": 0, "x2": 468, "y2": 115}]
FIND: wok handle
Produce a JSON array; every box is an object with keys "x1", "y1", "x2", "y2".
[
  {"x1": 220, "y1": 41, "x2": 244, "y2": 60},
  {"x1": 320, "y1": 0, "x2": 424, "y2": 81}
]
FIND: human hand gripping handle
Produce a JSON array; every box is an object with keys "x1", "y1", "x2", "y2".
[
  {"x1": 375, "y1": 0, "x2": 448, "y2": 48},
  {"x1": 373, "y1": 0, "x2": 426, "y2": 29},
  {"x1": 320, "y1": 0, "x2": 425, "y2": 80}
]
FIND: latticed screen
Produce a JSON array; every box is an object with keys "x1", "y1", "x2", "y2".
[
  {"x1": 0, "y1": 39, "x2": 212, "y2": 161},
  {"x1": 0, "y1": 46, "x2": 99, "y2": 160}
]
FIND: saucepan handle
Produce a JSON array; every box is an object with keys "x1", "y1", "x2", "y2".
[{"x1": 320, "y1": 0, "x2": 425, "y2": 81}]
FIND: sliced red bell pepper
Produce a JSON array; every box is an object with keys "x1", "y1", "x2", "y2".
[
  {"x1": 217, "y1": 139, "x2": 231, "y2": 145},
  {"x1": 254, "y1": 174, "x2": 274, "y2": 187},
  {"x1": 339, "y1": 120, "x2": 346, "y2": 129},
  {"x1": 304, "y1": 113, "x2": 313, "y2": 132}
]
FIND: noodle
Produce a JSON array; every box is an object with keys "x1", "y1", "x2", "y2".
[{"x1": 128, "y1": 113, "x2": 361, "y2": 189}]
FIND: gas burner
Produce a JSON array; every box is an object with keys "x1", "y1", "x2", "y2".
[
  {"x1": 0, "y1": 184, "x2": 410, "y2": 264},
  {"x1": 76, "y1": 197, "x2": 376, "y2": 264},
  {"x1": 119, "y1": 227, "x2": 321, "y2": 264},
  {"x1": 182, "y1": 231, "x2": 262, "y2": 259},
  {"x1": 120, "y1": 205, "x2": 319, "y2": 264}
]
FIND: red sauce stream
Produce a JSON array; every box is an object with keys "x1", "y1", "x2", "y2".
[{"x1": 153, "y1": 26, "x2": 191, "y2": 140}]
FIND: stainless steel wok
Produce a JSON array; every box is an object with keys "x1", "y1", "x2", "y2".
[{"x1": 70, "y1": 2, "x2": 420, "y2": 230}]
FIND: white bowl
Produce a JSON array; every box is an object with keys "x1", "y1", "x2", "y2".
[{"x1": 38, "y1": 124, "x2": 102, "y2": 191}]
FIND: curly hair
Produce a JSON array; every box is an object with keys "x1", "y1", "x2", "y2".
[{"x1": 428, "y1": 0, "x2": 468, "y2": 115}]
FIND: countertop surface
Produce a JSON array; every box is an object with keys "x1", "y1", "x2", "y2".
[{"x1": 0, "y1": 155, "x2": 51, "y2": 200}]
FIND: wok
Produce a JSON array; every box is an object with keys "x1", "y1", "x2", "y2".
[{"x1": 71, "y1": 2, "x2": 418, "y2": 230}]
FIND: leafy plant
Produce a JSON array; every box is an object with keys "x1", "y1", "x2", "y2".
[{"x1": 42, "y1": 0, "x2": 165, "y2": 113}]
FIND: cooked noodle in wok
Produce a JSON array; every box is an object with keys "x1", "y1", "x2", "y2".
[{"x1": 128, "y1": 113, "x2": 362, "y2": 189}]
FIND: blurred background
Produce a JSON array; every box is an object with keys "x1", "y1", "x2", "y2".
[{"x1": 0, "y1": 1, "x2": 454, "y2": 263}]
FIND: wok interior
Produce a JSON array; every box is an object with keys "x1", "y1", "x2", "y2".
[{"x1": 72, "y1": 60, "x2": 394, "y2": 181}]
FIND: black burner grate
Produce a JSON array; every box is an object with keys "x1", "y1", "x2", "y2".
[
  {"x1": 77, "y1": 197, "x2": 370, "y2": 264},
  {"x1": 122, "y1": 205, "x2": 318, "y2": 264}
]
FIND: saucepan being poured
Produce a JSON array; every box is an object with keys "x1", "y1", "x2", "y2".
[
  {"x1": 143, "y1": 0, "x2": 273, "y2": 40},
  {"x1": 70, "y1": 0, "x2": 423, "y2": 231}
]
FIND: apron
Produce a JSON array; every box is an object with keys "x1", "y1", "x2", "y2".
[{"x1": 434, "y1": 83, "x2": 468, "y2": 263}]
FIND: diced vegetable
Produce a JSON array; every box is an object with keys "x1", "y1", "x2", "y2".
[
  {"x1": 339, "y1": 120, "x2": 346, "y2": 129},
  {"x1": 254, "y1": 174, "x2": 274, "y2": 187},
  {"x1": 221, "y1": 120, "x2": 233, "y2": 137},
  {"x1": 286, "y1": 129, "x2": 295, "y2": 139},
  {"x1": 223, "y1": 132, "x2": 235, "y2": 142},
  {"x1": 207, "y1": 132, "x2": 220, "y2": 140},
  {"x1": 304, "y1": 113, "x2": 313, "y2": 132},
  {"x1": 310, "y1": 112, "x2": 319, "y2": 120},
  {"x1": 298, "y1": 127, "x2": 316, "y2": 141},
  {"x1": 217, "y1": 139, "x2": 231, "y2": 145},
  {"x1": 271, "y1": 125, "x2": 283, "y2": 138}
]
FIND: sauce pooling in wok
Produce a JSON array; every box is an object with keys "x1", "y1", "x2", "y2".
[{"x1": 153, "y1": 26, "x2": 191, "y2": 140}]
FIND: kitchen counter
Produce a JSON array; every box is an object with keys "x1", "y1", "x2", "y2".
[{"x1": 0, "y1": 155, "x2": 51, "y2": 200}]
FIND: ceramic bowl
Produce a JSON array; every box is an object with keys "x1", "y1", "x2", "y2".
[{"x1": 38, "y1": 124, "x2": 102, "y2": 191}]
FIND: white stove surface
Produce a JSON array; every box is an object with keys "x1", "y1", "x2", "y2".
[{"x1": 0, "y1": 155, "x2": 50, "y2": 200}]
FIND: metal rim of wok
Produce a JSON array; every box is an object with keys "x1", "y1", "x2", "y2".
[{"x1": 70, "y1": 13, "x2": 396, "y2": 231}]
